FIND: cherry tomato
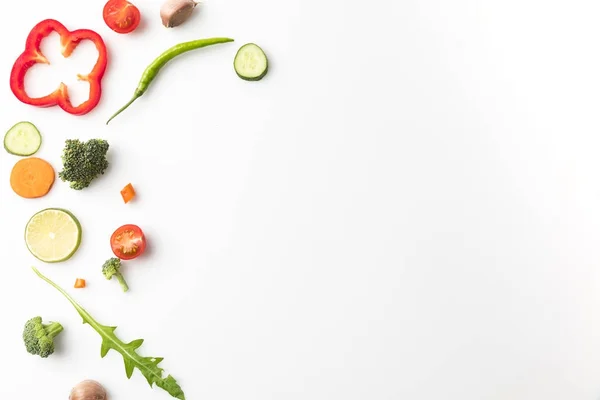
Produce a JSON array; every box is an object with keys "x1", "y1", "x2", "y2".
[
  {"x1": 103, "y1": 0, "x2": 141, "y2": 34},
  {"x1": 110, "y1": 224, "x2": 146, "y2": 260}
]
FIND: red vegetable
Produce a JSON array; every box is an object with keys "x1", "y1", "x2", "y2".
[
  {"x1": 110, "y1": 224, "x2": 146, "y2": 260},
  {"x1": 9, "y1": 19, "x2": 108, "y2": 116},
  {"x1": 103, "y1": 0, "x2": 141, "y2": 34}
]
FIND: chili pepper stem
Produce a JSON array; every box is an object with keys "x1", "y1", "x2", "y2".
[{"x1": 106, "y1": 91, "x2": 142, "y2": 125}]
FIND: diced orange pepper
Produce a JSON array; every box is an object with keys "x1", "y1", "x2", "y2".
[
  {"x1": 121, "y1": 183, "x2": 136, "y2": 203},
  {"x1": 74, "y1": 278, "x2": 86, "y2": 288}
]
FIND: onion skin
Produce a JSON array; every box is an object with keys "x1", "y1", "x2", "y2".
[
  {"x1": 160, "y1": 0, "x2": 198, "y2": 28},
  {"x1": 69, "y1": 380, "x2": 107, "y2": 400}
]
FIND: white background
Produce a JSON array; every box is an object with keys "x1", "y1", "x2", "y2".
[{"x1": 1, "y1": 0, "x2": 600, "y2": 399}]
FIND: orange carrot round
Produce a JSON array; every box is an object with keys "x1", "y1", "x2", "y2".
[{"x1": 10, "y1": 157, "x2": 55, "y2": 198}]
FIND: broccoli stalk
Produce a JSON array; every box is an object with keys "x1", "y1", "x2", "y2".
[
  {"x1": 102, "y1": 257, "x2": 129, "y2": 292},
  {"x1": 58, "y1": 139, "x2": 109, "y2": 190},
  {"x1": 23, "y1": 316, "x2": 64, "y2": 358}
]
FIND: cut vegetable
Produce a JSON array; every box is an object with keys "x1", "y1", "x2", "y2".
[
  {"x1": 121, "y1": 183, "x2": 136, "y2": 203},
  {"x1": 59, "y1": 139, "x2": 109, "y2": 190},
  {"x1": 103, "y1": 258, "x2": 129, "y2": 292},
  {"x1": 10, "y1": 157, "x2": 55, "y2": 198},
  {"x1": 110, "y1": 224, "x2": 146, "y2": 260},
  {"x1": 103, "y1": 0, "x2": 141, "y2": 34},
  {"x1": 234, "y1": 43, "x2": 268, "y2": 81},
  {"x1": 10, "y1": 19, "x2": 107, "y2": 115},
  {"x1": 4, "y1": 121, "x2": 42, "y2": 156},
  {"x1": 25, "y1": 208, "x2": 82, "y2": 263},
  {"x1": 74, "y1": 278, "x2": 86, "y2": 288}
]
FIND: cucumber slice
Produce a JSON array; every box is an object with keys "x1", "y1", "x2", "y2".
[
  {"x1": 4, "y1": 121, "x2": 42, "y2": 156},
  {"x1": 234, "y1": 43, "x2": 268, "y2": 81}
]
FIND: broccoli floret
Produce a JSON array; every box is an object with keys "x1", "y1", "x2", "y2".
[
  {"x1": 23, "y1": 316, "x2": 63, "y2": 358},
  {"x1": 58, "y1": 139, "x2": 109, "y2": 190},
  {"x1": 103, "y1": 257, "x2": 129, "y2": 292}
]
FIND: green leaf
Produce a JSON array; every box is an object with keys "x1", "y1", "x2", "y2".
[{"x1": 32, "y1": 267, "x2": 186, "y2": 400}]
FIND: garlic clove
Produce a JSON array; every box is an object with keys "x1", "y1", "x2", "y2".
[
  {"x1": 69, "y1": 380, "x2": 107, "y2": 400},
  {"x1": 160, "y1": 0, "x2": 198, "y2": 28}
]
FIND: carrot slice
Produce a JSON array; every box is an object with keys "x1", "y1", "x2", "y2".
[
  {"x1": 74, "y1": 278, "x2": 86, "y2": 288},
  {"x1": 10, "y1": 157, "x2": 55, "y2": 198},
  {"x1": 120, "y1": 183, "x2": 136, "y2": 203}
]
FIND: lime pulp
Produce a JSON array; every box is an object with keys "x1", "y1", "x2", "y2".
[{"x1": 25, "y1": 208, "x2": 82, "y2": 263}]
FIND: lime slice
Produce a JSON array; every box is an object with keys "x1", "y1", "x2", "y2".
[{"x1": 25, "y1": 208, "x2": 82, "y2": 263}]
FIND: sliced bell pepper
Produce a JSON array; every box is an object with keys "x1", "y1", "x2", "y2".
[
  {"x1": 9, "y1": 19, "x2": 108, "y2": 116},
  {"x1": 74, "y1": 278, "x2": 86, "y2": 288},
  {"x1": 120, "y1": 183, "x2": 136, "y2": 203}
]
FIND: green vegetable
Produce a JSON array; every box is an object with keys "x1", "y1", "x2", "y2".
[
  {"x1": 103, "y1": 257, "x2": 129, "y2": 292},
  {"x1": 58, "y1": 139, "x2": 109, "y2": 190},
  {"x1": 32, "y1": 267, "x2": 185, "y2": 400},
  {"x1": 106, "y1": 37, "x2": 235, "y2": 124},
  {"x1": 4, "y1": 121, "x2": 42, "y2": 156},
  {"x1": 23, "y1": 316, "x2": 64, "y2": 358},
  {"x1": 233, "y1": 43, "x2": 268, "y2": 81}
]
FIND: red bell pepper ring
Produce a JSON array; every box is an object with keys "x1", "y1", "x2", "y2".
[{"x1": 9, "y1": 19, "x2": 108, "y2": 116}]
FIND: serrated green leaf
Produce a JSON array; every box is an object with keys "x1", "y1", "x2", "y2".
[
  {"x1": 129, "y1": 339, "x2": 144, "y2": 350},
  {"x1": 150, "y1": 357, "x2": 164, "y2": 366},
  {"x1": 124, "y1": 357, "x2": 135, "y2": 379},
  {"x1": 100, "y1": 341, "x2": 110, "y2": 357},
  {"x1": 33, "y1": 267, "x2": 186, "y2": 400}
]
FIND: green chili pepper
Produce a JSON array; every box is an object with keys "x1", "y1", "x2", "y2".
[{"x1": 106, "y1": 37, "x2": 234, "y2": 125}]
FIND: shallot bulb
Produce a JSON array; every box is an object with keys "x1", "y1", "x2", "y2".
[
  {"x1": 160, "y1": 0, "x2": 199, "y2": 28},
  {"x1": 69, "y1": 380, "x2": 107, "y2": 400}
]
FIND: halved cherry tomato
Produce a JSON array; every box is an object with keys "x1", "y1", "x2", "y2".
[
  {"x1": 110, "y1": 224, "x2": 146, "y2": 260},
  {"x1": 103, "y1": 0, "x2": 141, "y2": 34}
]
